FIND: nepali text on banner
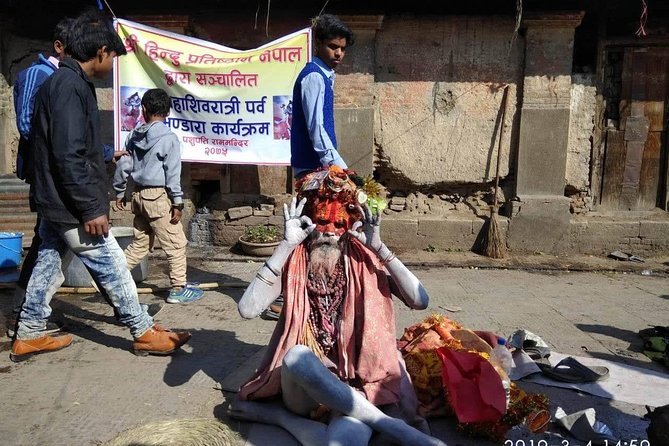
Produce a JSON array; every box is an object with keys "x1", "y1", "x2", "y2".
[{"x1": 113, "y1": 19, "x2": 311, "y2": 165}]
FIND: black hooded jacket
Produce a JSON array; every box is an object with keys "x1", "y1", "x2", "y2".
[{"x1": 29, "y1": 57, "x2": 109, "y2": 224}]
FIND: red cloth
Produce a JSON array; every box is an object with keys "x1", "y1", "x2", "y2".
[
  {"x1": 436, "y1": 347, "x2": 506, "y2": 424},
  {"x1": 239, "y1": 238, "x2": 401, "y2": 405}
]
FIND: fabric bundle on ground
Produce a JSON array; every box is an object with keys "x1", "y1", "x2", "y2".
[
  {"x1": 398, "y1": 314, "x2": 549, "y2": 441},
  {"x1": 639, "y1": 326, "x2": 669, "y2": 368}
]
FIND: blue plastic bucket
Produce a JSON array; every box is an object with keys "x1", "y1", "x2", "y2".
[{"x1": 0, "y1": 232, "x2": 23, "y2": 269}]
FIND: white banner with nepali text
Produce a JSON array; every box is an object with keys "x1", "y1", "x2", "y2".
[{"x1": 113, "y1": 18, "x2": 310, "y2": 165}]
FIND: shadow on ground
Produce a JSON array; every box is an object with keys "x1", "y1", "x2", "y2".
[{"x1": 576, "y1": 323, "x2": 667, "y2": 373}]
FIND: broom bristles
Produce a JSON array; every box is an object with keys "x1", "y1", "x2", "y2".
[{"x1": 483, "y1": 208, "x2": 506, "y2": 259}]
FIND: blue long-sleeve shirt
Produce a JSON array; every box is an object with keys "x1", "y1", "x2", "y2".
[
  {"x1": 293, "y1": 57, "x2": 347, "y2": 177},
  {"x1": 13, "y1": 54, "x2": 58, "y2": 140},
  {"x1": 13, "y1": 55, "x2": 114, "y2": 180}
]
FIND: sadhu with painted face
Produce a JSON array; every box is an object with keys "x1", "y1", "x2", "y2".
[{"x1": 231, "y1": 166, "x2": 447, "y2": 446}]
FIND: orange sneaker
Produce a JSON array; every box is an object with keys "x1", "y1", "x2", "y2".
[
  {"x1": 10, "y1": 334, "x2": 73, "y2": 362},
  {"x1": 131, "y1": 324, "x2": 191, "y2": 356}
]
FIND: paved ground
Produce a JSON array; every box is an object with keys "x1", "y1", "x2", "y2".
[{"x1": 0, "y1": 251, "x2": 667, "y2": 445}]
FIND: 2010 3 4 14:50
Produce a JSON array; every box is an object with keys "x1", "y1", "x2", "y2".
[{"x1": 503, "y1": 441, "x2": 651, "y2": 446}]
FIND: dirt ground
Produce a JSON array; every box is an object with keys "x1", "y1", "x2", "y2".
[{"x1": 0, "y1": 250, "x2": 667, "y2": 445}]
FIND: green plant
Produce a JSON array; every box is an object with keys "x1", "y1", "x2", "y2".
[
  {"x1": 241, "y1": 225, "x2": 281, "y2": 244},
  {"x1": 424, "y1": 244, "x2": 436, "y2": 253}
]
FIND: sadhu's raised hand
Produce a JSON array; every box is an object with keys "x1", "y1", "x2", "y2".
[
  {"x1": 348, "y1": 204, "x2": 383, "y2": 253},
  {"x1": 283, "y1": 197, "x2": 316, "y2": 248}
]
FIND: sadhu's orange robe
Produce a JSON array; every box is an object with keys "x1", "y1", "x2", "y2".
[{"x1": 239, "y1": 238, "x2": 402, "y2": 406}]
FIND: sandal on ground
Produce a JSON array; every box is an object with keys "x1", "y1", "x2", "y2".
[
  {"x1": 260, "y1": 295, "x2": 284, "y2": 321},
  {"x1": 608, "y1": 251, "x2": 645, "y2": 262},
  {"x1": 537, "y1": 356, "x2": 609, "y2": 383},
  {"x1": 268, "y1": 296, "x2": 284, "y2": 315},
  {"x1": 261, "y1": 308, "x2": 281, "y2": 321},
  {"x1": 524, "y1": 345, "x2": 551, "y2": 361}
]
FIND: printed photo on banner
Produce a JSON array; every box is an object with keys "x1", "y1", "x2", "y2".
[
  {"x1": 273, "y1": 95, "x2": 292, "y2": 140},
  {"x1": 120, "y1": 86, "x2": 149, "y2": 131},
  {"x1": 113, "y1": 18, "x2": 311, "y2": 165}
]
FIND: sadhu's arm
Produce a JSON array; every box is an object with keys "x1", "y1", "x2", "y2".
[
  {"x1": 348, "y1": 204, "x2": 430, "y2": 310},
  {"x1": 238, "y1": 197, "x2": 315, "y2": 319}
]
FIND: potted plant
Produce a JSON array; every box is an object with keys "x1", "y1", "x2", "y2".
[{"x1": 239, "y1": 224, "x2": 282, "y2": 256}]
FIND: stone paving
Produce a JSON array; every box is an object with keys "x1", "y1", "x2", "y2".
[{"x1": 0, "y1": 254, "x2": 667, "y2": 445}]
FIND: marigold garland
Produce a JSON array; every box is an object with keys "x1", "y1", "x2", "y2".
[{"x1": 398, "y1": 314, "x2": 550, "y2": 442}]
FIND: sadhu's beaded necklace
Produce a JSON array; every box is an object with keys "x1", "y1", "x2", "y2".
[{"x1": 306, "y1": 262, "x2": 346, "y2": 356}]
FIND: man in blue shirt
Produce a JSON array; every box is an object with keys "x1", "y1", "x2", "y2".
[
  {"x1": 290, "y1": 14, "x2": 354, "y2": 179},
  {"x1": 13, "y1": 18, "x2": 72, "y2": 180},
  {"x1": 8, "y1": 18, "x2": 72, "y2": 338}
]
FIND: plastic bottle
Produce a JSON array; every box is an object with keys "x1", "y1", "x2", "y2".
[
  {"x1": 490, "y1": 337, "x2": 513, "y2": 409},
  {"x1": 490, "y1": 337, "x2": 513, "y2": 375}
]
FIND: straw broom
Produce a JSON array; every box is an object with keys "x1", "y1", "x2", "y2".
[{"x1": 483, "y1": 85, "x2": 509, "y2": 259}]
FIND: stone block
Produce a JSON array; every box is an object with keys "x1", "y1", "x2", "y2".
[
  {"x1": 226, "y1": 216, "x2": 269, "y2": 227},
  {"x1": 228, "y1": 165, "x2": 259, "y2": 194},
  {"x1": 418, "y1": 217, "x2": 480, "y2": 251},
  {"x1": 645, "y1": 237, "x2": 669, "y2": 251},
  {"x1": 381, "y1": 218, "x2": 424, "y2": 251},
  {"x1": 268, "y1": 215, "x2": 285, "y2": 226},
  {"x1": 516, "y1": 109, "x2": 570, "y2": 196},
  {"x1": 639, "y1": 221, "x2": 669, "y2": 239},
  {"x1": 211, "y1": 210, "x2": 227, "y2": 220},
  {"x1": 508, "y1": 195, "x2": 571, "y2": 254},
  {"x1": 109, "y1": 202, "x2": 134, "y2": 228},
  {"x1": 227, "y1": 206, "x2": 253, "y2": 220},
  {"x1": 579, "y1": 220, "x2": 640, "y2": 241},
  {"x1": 258, "y1": 165, "x2": 290, "y2": 195},
  {"x1": 389, "y1": 204, "x2": 405, "y2": 212},
  {"x1": 272, "y1": 195, "x2": 293, "y2": 214},
  {"x1": 568, "y1": 219, "x2": 640, "y2": 255},
  {"x1": 260, "y1": 204, "x2": 275, "y2": 212},
  {"x1": 210, "y1": 221, "x2": 244, "y2": 246},
  {"x1": 187, "y1": 214, "x2": 213, "y2": 246},
  {"x1": 253, "y1": 209, "x2": 274, "y2": 217}
]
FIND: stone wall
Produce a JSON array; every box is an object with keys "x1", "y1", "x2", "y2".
[
  {"x1": 6, "y1": 10, "x2": 668, "y2": 255},
  {"x1": 0, "y1": 75, "x2": 15, "y2": 176},
  {"x1": 207, "y1": 200, "x2": 288, "y2": 247},
  {"x1": 566, "y1": 74, "x2": 596, "y2": 193},
  {"x1": 373, "y1": 16, "x2": 524, "y2": 189}
]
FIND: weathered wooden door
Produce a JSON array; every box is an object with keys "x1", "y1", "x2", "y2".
[{"x1": 600, "y1": 48, "x2": 669, "y2": 210}]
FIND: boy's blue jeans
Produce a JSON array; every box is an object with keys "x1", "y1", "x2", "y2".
[{"x1": 17, "y1": 219, "x2": 153, "y2": 340}]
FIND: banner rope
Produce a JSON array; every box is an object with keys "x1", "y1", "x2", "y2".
[
  {"x1": 100, "y1": 0, "x2": 117, "y2": 19},
  {"x1": 635, "y1": 0, "x2": 648, "y2": 37},
  {"x1": 316, "y1": 0, "x2": 331, "y2": 20}
]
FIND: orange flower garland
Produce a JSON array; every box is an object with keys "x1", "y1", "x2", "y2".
[{"x1": 398, "y1": 314, "x2": 550, "y2": 442}]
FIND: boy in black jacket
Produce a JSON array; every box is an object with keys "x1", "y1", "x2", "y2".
[{"x1": 11, "y1": 10, "x2": 191, "y2": 362}]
